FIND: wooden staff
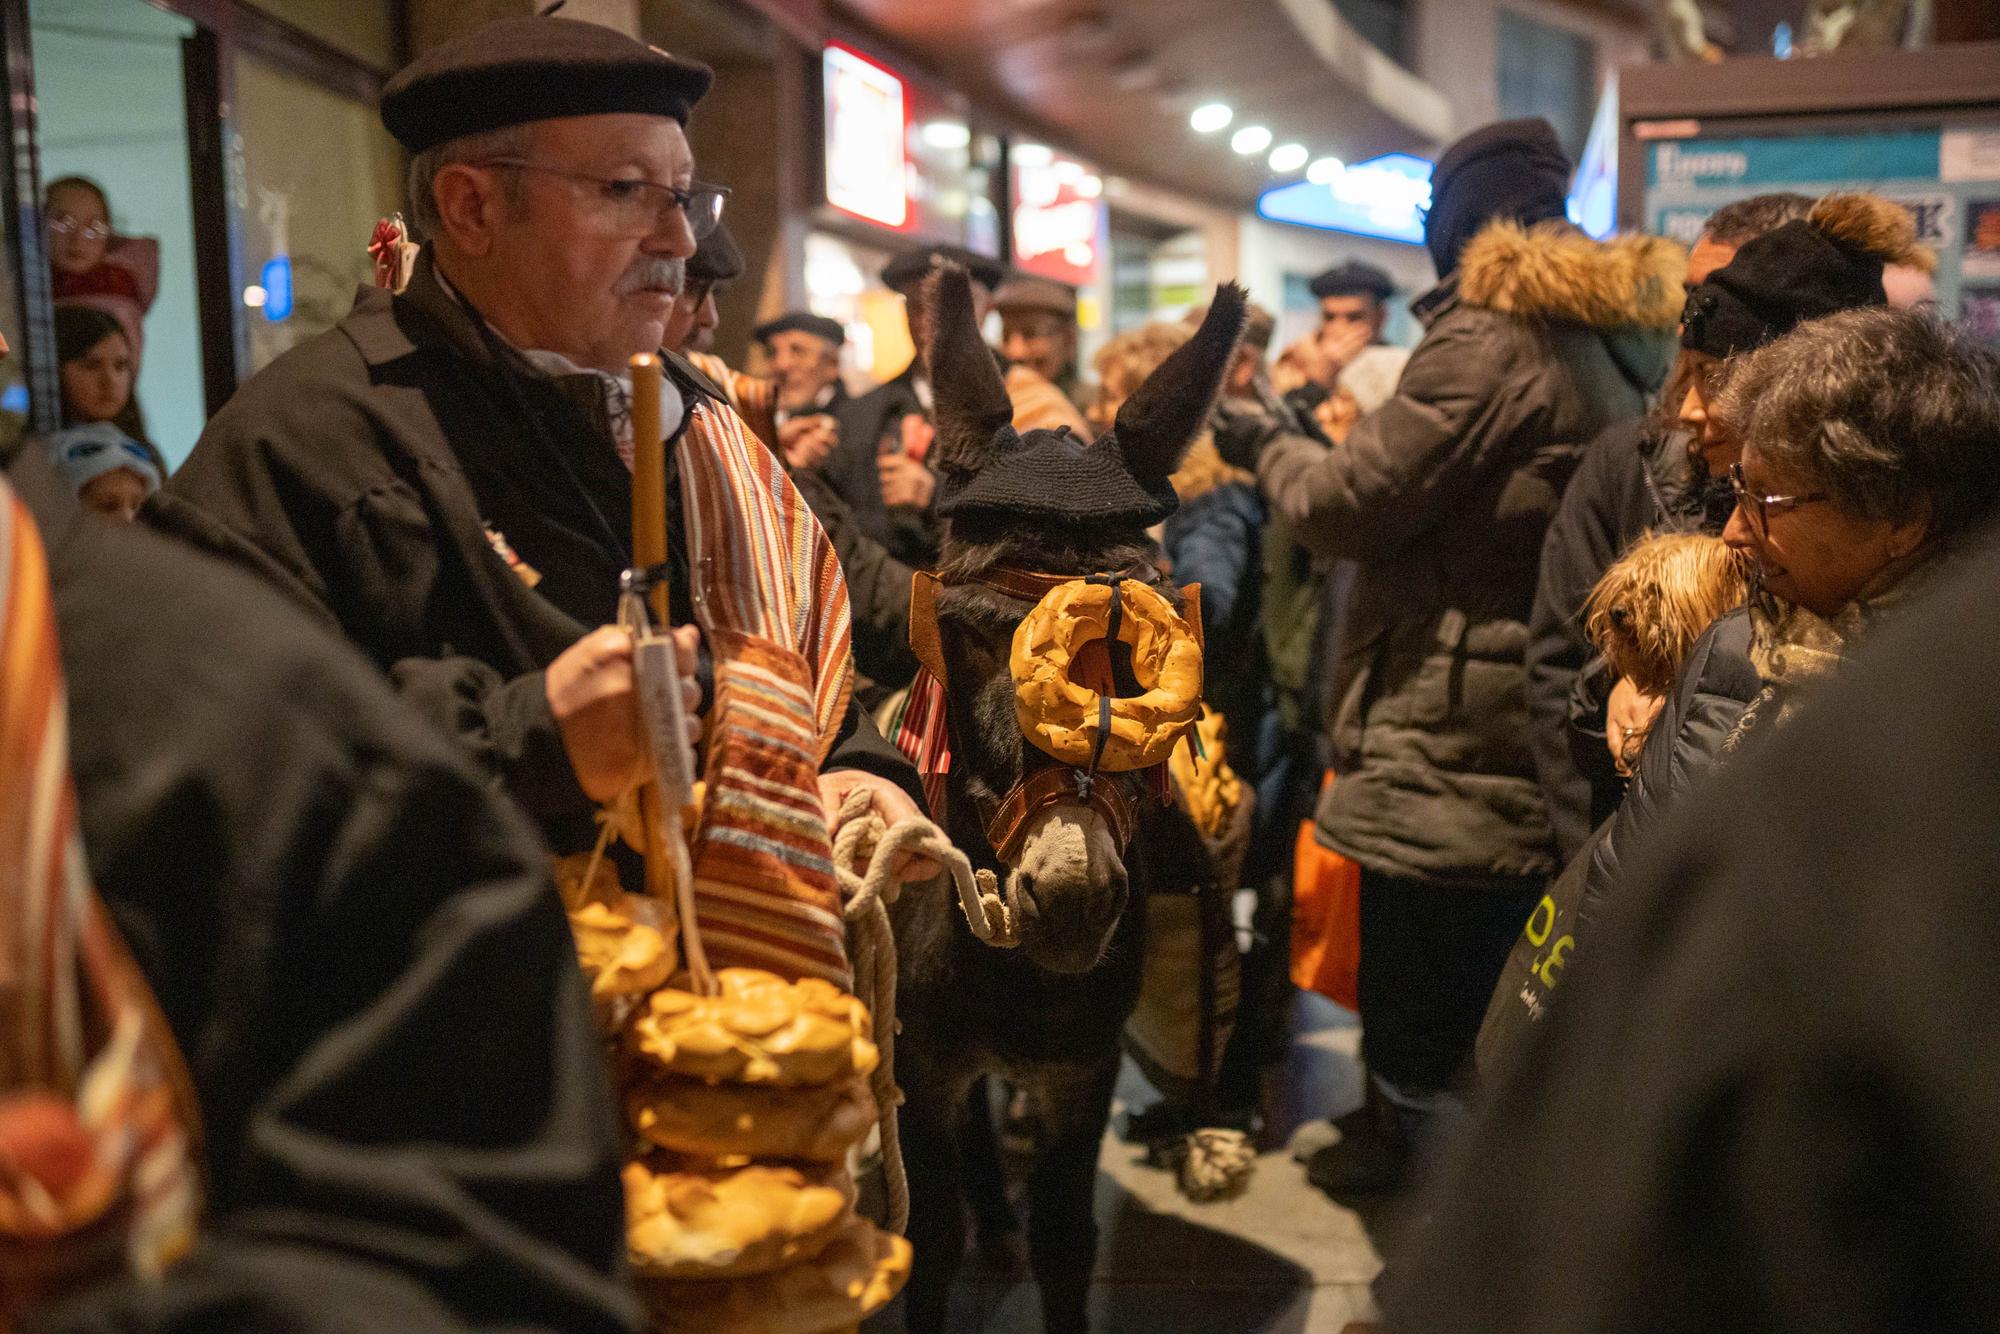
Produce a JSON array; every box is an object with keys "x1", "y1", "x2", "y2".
[
  {"x1": 630, "y1": 353, "x2": 676, "y2": 908},
  {"x1": 630, "y1": 353, "x2": 670, "y2": 627}
]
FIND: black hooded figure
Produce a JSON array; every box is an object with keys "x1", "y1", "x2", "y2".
[{"x1": 889, "y1": 264, "x2": 1249, "y2": 1334}]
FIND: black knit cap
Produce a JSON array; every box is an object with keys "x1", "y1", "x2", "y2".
[
  {"x1": 753, "y1": 312, "x2": 845, "y2": 347},
  {"x1": 380, "y1": 15, "x2": 714, "y2": 153},
  {"x1": 881, "y1": 245, "x2": 1006, "y2": 296},
  {"x1": 686, "y1": 221, "x2": 743, "y2": 284},
  {"x1": 1681, "y1": 217, "x2": 1889, "y2": 358},
  {"x1": 1424, "y1": 117, "x2": 1571, "y2": 278},
  {"x1": 1309, "y1": 260, "x2": 1395, "y2": 302},
  {"x1": 925, "y1": 264, "x2": 1245, "y2": 528}
]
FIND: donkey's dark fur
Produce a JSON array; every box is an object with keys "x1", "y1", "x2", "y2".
[{"x1": 889, "y1": 269, "x2": 1245, "y2": 1333}]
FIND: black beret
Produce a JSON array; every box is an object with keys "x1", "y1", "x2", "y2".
[
  {"x1": 1681, "y1": 218, "x2": 1887, "y2": 360},
  {"x1": 881, "y1": 245, "x2": 1005, "y2": 296},
  {"x1": 992, "y1": 276, "x2": 1078, "y2": 319},
  {"x1": 753, "y1": 312, "x2": 846, "y2": 347},
  {"x1": 381, "y1": 16, "x2": 714, "y2": 153},
  {"x1": 1308, "y1": 260, "x2": 1395, "y2": 302},
  {"x1": 686, "y1": 221, "x2": 743, "y2": 284}
]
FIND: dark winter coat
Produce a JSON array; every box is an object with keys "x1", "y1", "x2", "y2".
[
  {"x1": 149, "y1": 251, "x2": 915, "y2": 851},
  {"x1": 1526, "y1": 418, "x2": 1734, "y2": 858},
  {"x1": 1257, "y1": 220, "x2": 1684, "y2": 884},
  {"x1": 1163, "y1": 466, "x2": 1266, "y2": 753},
  {"x1": 1578, "y1": 607, "x2": 1759, "y2": 936},
  {"x1": 14, "y1": 449, "x2": 636, "y2": 1332},
  {"x1": 1389, "y1": 529, "x2": 2000, "y2": 1334}
]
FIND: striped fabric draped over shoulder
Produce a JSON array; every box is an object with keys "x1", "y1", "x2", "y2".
[
  {"x1": 674, "y1": 399, "x2": 857, "y2": 987},
  {"x1": 0, "y1": 481, "x2": 199, "y2": 1316}
]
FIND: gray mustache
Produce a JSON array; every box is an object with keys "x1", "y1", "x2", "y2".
[{"x1": 617, "y1": 257, "x2": 685, "y2": 296}]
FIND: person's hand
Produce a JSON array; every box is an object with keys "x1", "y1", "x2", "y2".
[
  {"x1": 1606, "y1": 676, "x2": 1665, "y2": 778},
  {"x1": 1280, "y1": 332, "x2": 1335, "y2": 391},
  {"x1": 778, "y1": 414, "x2": 837, "y2": 470},
  {"x1": 547, "y1": 624, "x2": 701, "y2": 802},
  {"x1": 877, "y1": 452, "x2": 936, "y2": 509},
  {"x1": 819, "y1": 770, "x2": 943, "y2": 883},
  {"x1": 1317, "y1": 319, "x2": 1372, "y2": 380},
  {"x1": 897, "y1": 412, "x2": 936, "y2": 463}
]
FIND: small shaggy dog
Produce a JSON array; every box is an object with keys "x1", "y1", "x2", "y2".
[{"x1": 1585, "y1": 531, "x2": 1749, "y2": 699}]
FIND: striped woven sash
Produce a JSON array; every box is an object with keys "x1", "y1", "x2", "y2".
[{"x1": 0, "y1": 481, "x2": 199, "y2": 1320}]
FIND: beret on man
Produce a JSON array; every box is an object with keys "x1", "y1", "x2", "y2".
[
  {"x1": 991, "y1": 276, "x2": 1078, "y2": 320},
  {"x1": 753, "y1": 312, "x2": 846, "y2": 347},
  {"x1": 381, "y1": 15, "x2": 714, "y2": 153},
  {"x1": 881, "y1": 245, "x2": 1005, "y2": 296},
  {"x1": 1308, "y1": 260, "x2": 1395, "y2": 302},
  {"x1": 686, "y1": 221, "x2": 743, "y2": 284}
]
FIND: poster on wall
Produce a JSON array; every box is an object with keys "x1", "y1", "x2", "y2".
[
  {"x1": 1642, "y1": 121, "x2": 2000, "y2": 339},
  {"x1": 823, "y1": 44, "x2": 908, "y2": 229},
  {"x1": 1010, "y1": 144, "x2": 1106, "y2": 287}
]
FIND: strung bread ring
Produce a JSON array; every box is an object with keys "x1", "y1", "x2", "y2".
[
  {"x1": 628, "y1": 1070, "x2": 878, "y2": 1165},
  {"x1": 568, "y1": 895, "x2": 674, "y2": 1021},
  {"x1": 639, "y1": 1214, "x2": 913, "y2": 1334},
  {"x1": 623, "y1": 1156, "x2": 854, "y2": 1281},
  {"x1": 630, "y1": 968, "x2": 879, "y2": 1087},
  {"x1": 1011, "y1": 579, "x2": 1203, "y2": 771}
]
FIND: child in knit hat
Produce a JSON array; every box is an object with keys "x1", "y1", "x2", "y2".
[{"x1": 47, "y1": 421, "x2": 161, "y2": 523}]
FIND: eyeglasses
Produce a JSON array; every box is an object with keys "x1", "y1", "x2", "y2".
[
  {"x1": 46, "y1": 214, "x2": 110, "y2": 242},
  {"x1": 477, "y1": 159, "x2": 729, "y2": 239},
  {"x1": 1728, "y1": 461, "x2": 1827, "y2": 540}
]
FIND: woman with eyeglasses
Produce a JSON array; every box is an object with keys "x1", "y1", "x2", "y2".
[
  {"x1": 44, "y1": 176, "x2": 158, "y2": 369},
  {"x1": 1479, "y1": 199, "x2": 1969, "y2": 1080}
]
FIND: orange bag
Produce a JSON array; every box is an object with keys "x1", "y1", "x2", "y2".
[{"x1": 1288, "y1": 776, "x2": 1362, "y2": 1011}]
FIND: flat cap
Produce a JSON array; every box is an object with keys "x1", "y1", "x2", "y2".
[
  {"x1": 686, "y1": 221, "x2": 743, "y2": 284},
  {"x1": 753, "y1": 312, "x2": 846, "y2": 347},
  {"x1": 992, "y1": 276, "x2": 1078, "y2": 320},
  {"x1": 881, "y1": 245, "x2": 1005, "y2": 296},
  {"x1": 1308, "y1": 260, "x2": 1395, "y2": 302},
  {"x1": 381, "y1": 15, "x2": 714, "y2": 153}
]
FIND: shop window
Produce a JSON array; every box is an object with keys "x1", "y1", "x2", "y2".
[
  {"x1": 233, "y1": 50, "x2": 401, "y2": 374},
  {"x1": 30, "y1": 0, "x2": 206, "y2": 464},
  {"x1": 1497, "y1": 8, "x2": 1597, "y2": 158}
]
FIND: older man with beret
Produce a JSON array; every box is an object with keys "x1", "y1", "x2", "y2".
[{"x1": 154, "y1": 15, "x2": 924, "y2": 902}]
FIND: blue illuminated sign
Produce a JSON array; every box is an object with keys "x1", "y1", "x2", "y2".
[
  {"x1": 260, "y1": 255, "x2": 294, "y2": 322},
  {"x1": 1257, "y1": 153, "x2": 1434, "y2": 246}
]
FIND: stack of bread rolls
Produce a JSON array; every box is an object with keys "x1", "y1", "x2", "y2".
[{"x1": 556, "y1": 856, "x2": 910, "y2": 1332}]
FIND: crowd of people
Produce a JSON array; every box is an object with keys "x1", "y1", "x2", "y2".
[{"x1": 7, "y1": 9, "x2": 2000, "y2": 1331}]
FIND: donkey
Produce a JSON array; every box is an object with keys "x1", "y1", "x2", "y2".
[{"x1": 887, "y1": 266, "x2": 1246, "y2": 1333}]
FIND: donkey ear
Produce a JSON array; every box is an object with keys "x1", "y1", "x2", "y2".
[
  {"x1": 926, "y1": 264, "x2": 1015, "y2": 476},
  {"x1": 1106, "y1": 282, "x2": 1247, "y2": 483}
]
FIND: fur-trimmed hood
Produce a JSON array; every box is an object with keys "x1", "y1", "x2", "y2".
[{"x1": 1459, "y1": 220, "x2": 1687, "y2": 331}]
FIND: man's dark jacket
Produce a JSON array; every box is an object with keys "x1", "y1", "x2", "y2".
[
  {"x1": 151, "y1": 251, "x2": 915, "y2": 848},
  {"x1": 14, "y1": 451, "x2": 636, "y2": 1332},
  {"x1": 1257, "y1": 220, "x2": 1684, "y2": 884},
  {"x1": 827, "y1": 364, "x2": 935, "y2": 566}
]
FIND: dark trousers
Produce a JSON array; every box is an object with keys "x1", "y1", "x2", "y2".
[{"x1": 1357, "y1": 869, "x2": 1543, "y2": 1101}]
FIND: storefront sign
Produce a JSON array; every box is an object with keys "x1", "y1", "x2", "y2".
[
  {"x1": 1010, "y1": 143, "x2": 1105, "y2": 286},
  {"x1": 1643, "y1": 122, "x2": 2000, "y2": 334},
  {"x1": 823, "y1": 44, "x2": 908, "y2": 229},
  {"x1": 1255, "y1": 153, "x2": 1434, "y2": 246}
]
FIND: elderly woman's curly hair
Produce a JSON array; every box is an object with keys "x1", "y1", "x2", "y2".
[
  {"x1": 1585, "y1": 532, "x2": 1748, "y2": 698},
  {"x1": 1712, "y1": 306, "x2": 2000, "y2": 549}
]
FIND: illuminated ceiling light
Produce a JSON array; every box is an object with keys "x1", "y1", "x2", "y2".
[
  {"x1": 921, "y1": 120, "x2": 971, "y2": 150},
  {"x1": 1189, "y1": 102, "x2": 1233, "y2": 134},
  {"x1": 1230, "y1": 124, "x2": 1272, "y2": 156},
  {"x1": 1076, "y1": 174, "x2": 1104, "y2": 199},
  {"x1": 1012, "y1": 142, "x2": 1055, "y2": 169},
  {"x1": 242, "y1": 284, "x2": 268, "y2": 308},
  {"x1": 1307, "y1": 155, "x2": 1346, "y2": 185},
  {"x1": 1268, "y1": 142, "x2": 1309, "y2": 174}
]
